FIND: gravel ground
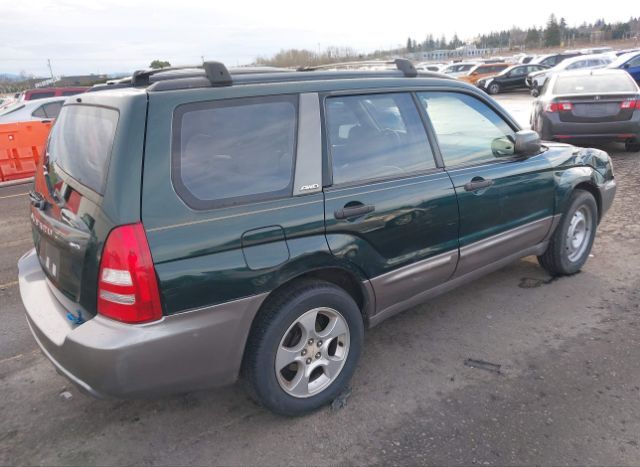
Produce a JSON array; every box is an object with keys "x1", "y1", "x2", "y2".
[{"x1": 0, "y1": 92, "x2": 639, "y2": 466}]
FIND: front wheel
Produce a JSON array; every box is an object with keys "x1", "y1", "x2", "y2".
[
  {"x1": 538, "y1": 190, "x2": 598, "y2": 276},
  {"x1": 487, "y1": 83, "x2": 500, "y2": 95},
  {"x1": 243, "y1": 280, "x2": 364, "y2": 416}
]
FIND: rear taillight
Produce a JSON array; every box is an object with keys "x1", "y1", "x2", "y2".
[
  {"x1": 545, "y1": 101, "x2": 573, "y2": 112},
  {"x1": 97, "y1": 223, "x2": 162, "y2": 324},
  {"x1": 620, "y1": 99, "x2": 640, "y2": 109}
]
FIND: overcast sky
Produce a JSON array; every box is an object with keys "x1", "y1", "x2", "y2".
[{"x1": 0, "y1": 0, "x2": 635, "y2": 76}]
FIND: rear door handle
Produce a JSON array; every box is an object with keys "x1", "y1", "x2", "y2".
[
  {"x1": 334, "y1": 204, "x2": 375, "y2": 220},
  {"x1": 464, "y1": 179, "x2": 494, "y2": 192}
]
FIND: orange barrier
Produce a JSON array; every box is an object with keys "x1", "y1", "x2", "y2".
[{"x1": 0, "y1": 121, "x2": 52, "y2": 182}]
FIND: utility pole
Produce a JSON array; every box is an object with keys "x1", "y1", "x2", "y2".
[
  {"x1": 47, "y1": 59, "x2": 54, "y2": 80},
  {"x1": 201, "y1": 55, "x2": 205, "y2": 65}
]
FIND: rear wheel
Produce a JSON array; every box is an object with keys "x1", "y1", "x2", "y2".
[
  {"x1": 538, "y1": 190, "x2": 598, "y2": 276},
  {"x1": 625, "y1": 139, "x2": 640, "y2": 152},
  {"x1": 487, "y1": 83, "x2": 500, "y2": 95},
  {"x1": 243, "y1": 280, "x2": 364, "y2": 416}
]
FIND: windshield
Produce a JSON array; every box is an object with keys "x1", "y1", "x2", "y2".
[
  {"x1": 554, "y1": 73, "x2": 638, "y2": 94},
  {"x1": 46, "y1": 105, "x2": 119, "y2": 194}
]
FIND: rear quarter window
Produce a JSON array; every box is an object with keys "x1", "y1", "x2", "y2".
[{"x1": 172, "y1": 95, "x2": 298, "y2": 210}]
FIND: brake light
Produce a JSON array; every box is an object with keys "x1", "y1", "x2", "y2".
[
  {"x1": 97, "y1": 223, "x2": 162, "y2": 323},
  {"x1": 620, "y1": 99, "x2": 640, "y2": 109},
  {"x1": 545, "y1": 101, "x2": 573, "y2": 112}
]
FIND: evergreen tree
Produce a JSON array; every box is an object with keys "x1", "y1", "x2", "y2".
[{"x1": 544, "y1": 14, "x2": 561, "y2": 46}]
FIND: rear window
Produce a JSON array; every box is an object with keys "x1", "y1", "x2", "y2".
[
  {"x1": 554, "y1": 74, "x2": 637, "y2": 94},
  {"x1": 172, "y1": 95, "x2": 297, "y2": 209},
  {"x1": 29, "y1": 92, "x2": 55, "y2": 100},
  {"x1": 47, "y1": 105, "x2": 119, "y2": 194}
]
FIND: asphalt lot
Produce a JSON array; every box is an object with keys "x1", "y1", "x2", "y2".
[{"x1": 1, "y1": 91, "x2": 640, "y2": 466}]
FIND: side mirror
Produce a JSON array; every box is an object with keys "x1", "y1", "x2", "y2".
[
  {"x1": 492, "y1": 130, "x2": 541, "y2": 158},
  {"x1": 514, "y1": 130, "x2": 541, "y2": 156}
]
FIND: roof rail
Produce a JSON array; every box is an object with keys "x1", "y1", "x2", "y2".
[
  {"x1": 131, "y1": 61, "x2": 232, "y2": 87},
  {"x1": 297, "y1": 58, "x2": 418, "y2": 77}
]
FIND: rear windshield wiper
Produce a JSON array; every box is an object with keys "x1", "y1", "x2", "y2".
[{"x1": 29, "y1": 190, "x2": 48, "y2": 210}]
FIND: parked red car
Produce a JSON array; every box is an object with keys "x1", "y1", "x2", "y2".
[{"x1": 19, "y1": 87, "x2": 88, "y2": 101}]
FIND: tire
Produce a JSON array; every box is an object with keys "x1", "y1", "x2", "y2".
[
  {"x1": 242, "y1": 280, "x2": 364, "y2": 416},
  {"x1": 487, "y1": 83, "x2": 500, "y2": 95},
  {"x1": 530, "y1": 87, "x2": 540, "y2": 97},
  {"x1": 538, "y1": 190, "x2": 598, "y2": 276},
  {"x1": 625, "y1": 139, "x2": 640, "y2": 152}
]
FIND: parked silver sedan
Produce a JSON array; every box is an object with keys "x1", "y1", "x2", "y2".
[{"x1": 0, "y1": 96, "x2": 66, "y2": 124}]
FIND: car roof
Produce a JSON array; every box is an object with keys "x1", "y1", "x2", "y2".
[
  {"x1": 555, "y1": 53, "x2": 614, "y2": 68},
  {"x1": 21, "y1": 96, "x2": 68, "y2": 107},
  {"x1": 609, "y1": 51, "x2": 640, "y2": 66},
  {"x1": 554, "y1": 68, "x2": 631, "y2": 78}
]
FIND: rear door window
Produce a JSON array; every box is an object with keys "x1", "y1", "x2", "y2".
[
  {"x1": 43, "y1": 101, "x2": 63, "y2": 118},
  {"x1": 172, "y1": 95, "x2": 297, "y2": 209},
  {"x1": 32, "y1": 105, "x2": 47, "y2": 118},
  {"x1": 33, "y1": 101, "x2": 63, "y2": 119},
  {"x1": 326, "y1": 93, "x2": 436, "y2": 185},
  {"x1": 46, "y1": 105, "x2": 119, "y2": 194}
]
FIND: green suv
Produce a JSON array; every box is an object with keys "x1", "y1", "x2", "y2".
[{"x1": 18, "y1": 60, "x2": 616, "y2": 416}]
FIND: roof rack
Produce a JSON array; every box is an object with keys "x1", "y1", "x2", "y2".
[
  {"x1": 131, "y1": 61, "x2": 233, "y2": 87},
  {"x1": 297, "y1": 58, "x2": 418, "y2": 77},
  {"x1": 89, "y1": 58, "x2": 449, "y2": 93}
]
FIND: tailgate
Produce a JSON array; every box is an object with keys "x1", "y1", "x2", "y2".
[
  {"x1": 28, "y1": 97, "x2": 144, "y2": 317},
  {"x1": 559, "y1": 94, "x2": 638, "y2": 123}
]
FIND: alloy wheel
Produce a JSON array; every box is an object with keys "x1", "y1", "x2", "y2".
[{"x1": 275, "y1": 307, "x2": 350, "y2": 398}]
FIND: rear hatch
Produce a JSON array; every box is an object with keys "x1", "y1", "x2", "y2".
[
  {"x1": 557, "y1": 93, "x2": 639, "y2": 123},
  {"x1": 552, "y1": 71, "x2": 640, "y2": 123},
  {"x1": 30, "y1": 92, "x2": 147, "y2": 318}
]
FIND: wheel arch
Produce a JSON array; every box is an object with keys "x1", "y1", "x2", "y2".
[
  {"x1": 573, "y1": 181, "x2": 602, "y2": 222},
  {"x1": 553, "y1": 166, "x2": 603, "y2": 224},
  {"x1": 260, "y1": 266, "x2": 374, "y2": 325},
  {"x1": 240, "y1": 265, "x2": 375, "y2": 375}
]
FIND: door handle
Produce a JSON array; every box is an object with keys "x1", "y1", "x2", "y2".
[
  {"x1": 464, "y1": 178, "x2": 494, "y2": 192},
  {"x1": 334, "y1": 204, "x2": 375, "y2": 220}
]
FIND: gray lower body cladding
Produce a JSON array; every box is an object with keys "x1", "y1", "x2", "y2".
[{"x1": 18, "y1": 249, "x2": 266, "y2": 398}]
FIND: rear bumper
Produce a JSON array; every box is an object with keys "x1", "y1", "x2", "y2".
[
  {"x1": 542, "y1": 113, "x2": 640, "y2": 142},
  {"x1": 18, "y1": 249, "x2": 265, "y2": 398}
]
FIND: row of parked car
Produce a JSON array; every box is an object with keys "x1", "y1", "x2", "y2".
[
  {"x1": 419, "y1": 49, "x2": 640, "y2": 96},
  {"x1": 416, "y1": 49, "x2": 640, "y2": 152}
]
